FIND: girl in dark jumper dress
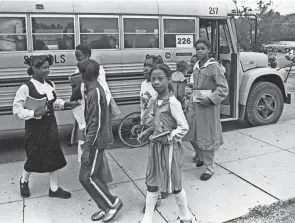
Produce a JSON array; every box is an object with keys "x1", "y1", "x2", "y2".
[{"x1": 13, "y1": 55, "x2": 79, "y2": 199}]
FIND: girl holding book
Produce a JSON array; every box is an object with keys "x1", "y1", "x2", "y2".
[
  {"x1": 13, "y1": 55, "x2": 79, "y2": 199},
  {"x1": 138, "y1": 64, "x2": 191, "y2": 223},
  {"x1": 140, "y1": 55, "x2": 167, "y2": 212},
  {"x1": 184, "y1": 39, "x2": 229, "y2": 181}
]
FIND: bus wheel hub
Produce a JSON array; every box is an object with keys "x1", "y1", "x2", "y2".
[{"x1": 256, "y1": 94, "x2": 276, "y2": 120}]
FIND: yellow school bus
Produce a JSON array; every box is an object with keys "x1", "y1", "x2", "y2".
[{"x1": 0, "y1": 0, "x2": 291, "y2": 131}]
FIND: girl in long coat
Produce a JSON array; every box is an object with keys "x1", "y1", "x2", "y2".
[{"x1": 184, "y1": 39, "x2": 229, "y2": 181}]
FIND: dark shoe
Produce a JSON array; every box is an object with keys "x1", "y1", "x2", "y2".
[
  {"x1": 20, "y1": 177, "x2": 30, "y2": 198},
  {"x1": 91, "y1": 210, "x2": 106, "y2": 221},
  {"x1": 196, "y1": 161, "x2": 204, "y2": 168},
  {"x1": 49, "y1": 187, "x2": 71, "y2": 199},
  {"x1": 103, "y1": 198, "x2": 123, "y2": 222},
  {"x1": 142, "y1": 196, "x2": 161, "y2": 213},
  {"x1": 200, "y1": 173, "x2": 212, "y2": 181}
]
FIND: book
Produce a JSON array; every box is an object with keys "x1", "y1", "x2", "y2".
[
  {"x1": 192, "y1": 90, "x2": 212, "y2": 103},
  {"x1": 71, "y1": 100, "x2": 86, "y2": 130},
  {"x1": 24, "y1": 96, "x2": 47, "y2": 110},
  {"x1": 150, "y1": 131, "x2": 171, "y2": 141},
  {"x1": 77, "y1": 140, "x2": 84, "y2": 163}
]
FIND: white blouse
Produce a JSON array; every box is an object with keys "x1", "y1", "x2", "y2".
[
  {"x1": 13, "y1": 79, "x2": 65, "y2": 120},
  {"x1": 140, "y1": 80, "x2": 158, "y2": 111},
  {"x1": 140, "y1": 80, "x2": 157, "y2": 98}
]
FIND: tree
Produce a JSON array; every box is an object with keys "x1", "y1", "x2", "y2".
[{"x1": 236, "y1": 0, "x2": 282, "y2": 52}]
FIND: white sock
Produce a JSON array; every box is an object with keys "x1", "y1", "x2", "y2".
[
  {"x1": 174, "y1": 189, "x2": 191, "y2": 221},
  {"x1": 49, "y1": 171, "x2": 59, "y2": 192},
  {"x1": 141, "y1": 191, "x2": 159, "y2": 223},
  {"x1": 22, "y1": 169, "x2": 31, "y2": 183}
]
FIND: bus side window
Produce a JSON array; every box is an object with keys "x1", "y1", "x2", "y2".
[
  {"x1": 80, "y1": 17, "x2": 119, "y2": 50},
  {"x1": 163, "y1": 19, "x2": 195, "y2": 48},
  {"x1": 0, "y1": 17, "x2": 27, "y2": 51},
  {"x1": 123, "y1": 17, "x2": 159, "y2": 49},
  {"x1": 32, "y1": 17, "x2": 75, "y2": 51}
]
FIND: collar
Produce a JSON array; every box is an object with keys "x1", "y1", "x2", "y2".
[
  {"x1": 84, "y1": 81, "x2": 100, "y2": 92},
  {"x1": 31, "y1": 78, "x2": 46, "y2": 85},
  {"x1": 157, "y1": 91, "x2": 174, "y2": 101},
  {"x1": 193, "y1": 58, "x2": 219, "y2": 70},
  {"x1": 30, "y1": 78, "x2": 54, "y2": 100}
]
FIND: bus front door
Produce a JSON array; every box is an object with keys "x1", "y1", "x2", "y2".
[{"x1": 199, "y1": 18, "x2": 239, "y2": 121}]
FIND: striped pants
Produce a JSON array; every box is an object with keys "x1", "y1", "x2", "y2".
[{"x1": 79, "y1": 149, "x2": 116, "y2": 212}]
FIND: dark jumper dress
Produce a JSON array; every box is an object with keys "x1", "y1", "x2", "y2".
[{"x1": 24, "y1": 80, "x2": 67, "y2": 173}]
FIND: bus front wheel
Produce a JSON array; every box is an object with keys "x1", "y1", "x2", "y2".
[{"x1": 245, "y1": 82, "x2": 284, "y2": 126}]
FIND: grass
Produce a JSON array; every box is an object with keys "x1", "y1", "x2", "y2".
[{"x1": 226, "y1": 198, "x2": 295, "y2": 223}]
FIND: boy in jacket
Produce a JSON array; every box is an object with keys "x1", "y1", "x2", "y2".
[{"x1": 78, "y1": 59, "x2": 123, "y2": 222}]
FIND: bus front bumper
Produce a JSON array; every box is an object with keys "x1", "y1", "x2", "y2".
[{"x1": 285, "y1": 93, "x2": 292, "y2": 104}]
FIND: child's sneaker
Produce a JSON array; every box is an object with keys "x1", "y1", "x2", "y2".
[
  {"x1": 196, "y1": 161, "x2": 204, "y2": 168},
  {"x1": 49, "y1": 187, "x2": 71, "y2": 199},
  {"x1": 103, "y1": 197, "x2": 123, "y2": 222},
  {"x1": 91, "y1": 210, "x2": 105, "y2": 221},
  {"x1": 20, "y1": 177, "x2": 30, "y2": 198},
  {"x1": 200, "y1": 173, "x2": 212, "y2": 181}
]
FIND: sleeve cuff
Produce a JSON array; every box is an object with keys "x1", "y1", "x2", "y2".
[
  {"x1": 208, "y1": 94, "x2": 218, "y2": 106},
  {"x1": 61, "y1": 100, "x2": 65, "y2": 110},
  {"x1": 29, "y1": 110, "x2": 35, "y2": 118},
  {"x1": 83, "y1": 143, "x2": 91, "y2": 152}
]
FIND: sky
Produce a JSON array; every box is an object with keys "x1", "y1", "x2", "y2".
[{"x1": 216, "y1": 0, "x2": 295, "y2": 15}]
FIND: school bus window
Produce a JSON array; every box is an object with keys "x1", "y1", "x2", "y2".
[
  {"x1": 80, "y1": 17, "x2": 119, "y2": 49},
  {"x1": 32, "y1": 17, "x2": 75, "y2": 51},
  {"x1": 0, "y1": 17, "x2": 27, "y2": 51},
  {"x1": 163, "y1": 19, "x2": 195, "y2": 48},
  {"x1": 123, "y1": 18, "x2": 159, "y2": 49}
]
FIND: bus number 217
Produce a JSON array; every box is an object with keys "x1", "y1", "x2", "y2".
[
  {"x1": 177, "y1": 38, "x2": 192, "y2": 45},
  {"x1": 209, "y1": 7, "x2": 218, "y2": 15}
]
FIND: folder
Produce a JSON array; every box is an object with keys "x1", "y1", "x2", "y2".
[
  {"x1": 192, "y1": 90, "x2": 212, "y2": 103},
  {"x1": 71, "y1": 99, "x2": 86, "y2": 130},
  {"x1": 150, "y1": 131, "x2": 171, "y2": 141},
  {"x1": 24, "y1": 96, "x2": 47, "y2": 110}
]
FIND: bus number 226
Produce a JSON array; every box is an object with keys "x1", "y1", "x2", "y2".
[
  {"x1": 209, "y1": 7, "x2": 218, "y2": 14},
  {"x1": 177, "y1": 38, "x2": 192, "y2": 45}
]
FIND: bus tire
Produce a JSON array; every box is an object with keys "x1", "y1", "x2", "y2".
[{"x1": 244, "y1": 82, "x2": 284, "y2": 127}]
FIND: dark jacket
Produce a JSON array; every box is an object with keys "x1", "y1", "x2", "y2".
[{"x1": 84, "y1": 81, "x2": 114, "y2": 151}]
